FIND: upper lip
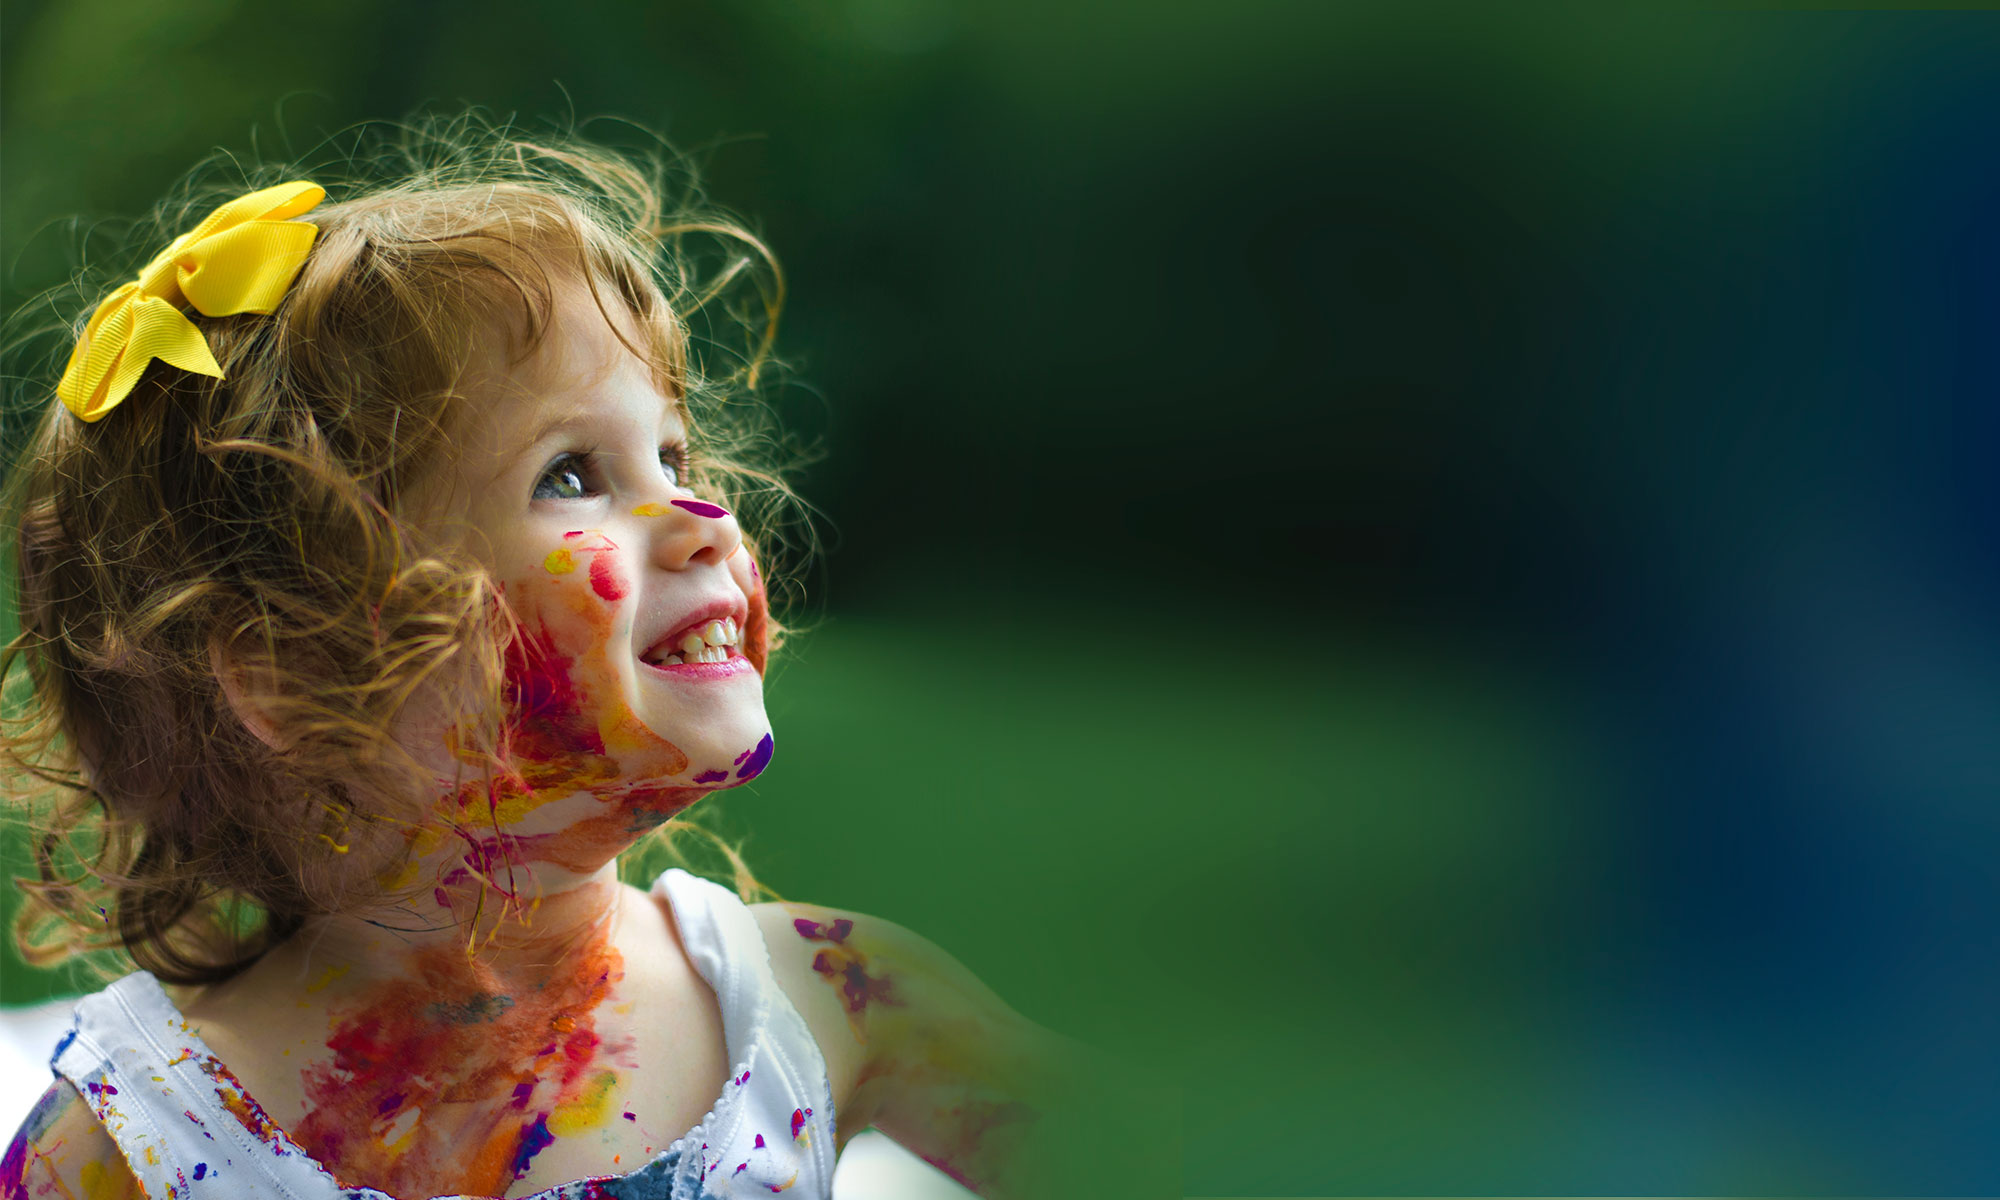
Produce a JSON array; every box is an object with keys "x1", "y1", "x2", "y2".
[{"x1": 641, "y1": 597, "x2": 748, "y2": 661}]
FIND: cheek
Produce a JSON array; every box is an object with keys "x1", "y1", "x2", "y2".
[
  {"x1": 738, "y1": 551, "x2": 772, "y2": 674},
  {"x1": 588, "y1": 549, "x2": 630, "y2": 602},
  {"x1": 523, "y1": 535, "x2": 631, "y2": 648}
]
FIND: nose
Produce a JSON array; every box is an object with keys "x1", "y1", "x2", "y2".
[{"x1": 641, "y1": 495, "x2": 743, "y2": 572}]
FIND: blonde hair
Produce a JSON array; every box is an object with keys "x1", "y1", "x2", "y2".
[{"x1": 2, "y1": 115, "x2": 806, "y2": 984}]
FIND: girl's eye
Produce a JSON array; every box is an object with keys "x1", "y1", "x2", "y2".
[
  {"x1": 533, "y1": 452, "x2": 597, "y2": 501},
  {"x1": 660, "y1": 444, "x2": 691, "y2": 490}
]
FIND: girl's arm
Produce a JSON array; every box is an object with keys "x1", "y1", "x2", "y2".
[
  {"x1": 3, "y1": 1081, "x2": 145, "y2": 1199},
  {"x1": 752, "y1": 902, "x2": 1177, "y2": 1200}
]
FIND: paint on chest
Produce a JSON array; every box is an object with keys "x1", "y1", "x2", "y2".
[{"x1": 291, "y1": 941, "x2": 635, "y2": 1196}]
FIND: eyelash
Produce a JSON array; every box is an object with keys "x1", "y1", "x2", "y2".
[{"x1": 532, "y1": 446, "x2": 692, "y2": 501}]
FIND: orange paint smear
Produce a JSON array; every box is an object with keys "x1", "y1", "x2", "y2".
[{"x1": 292, "y1": 940, "x2": 630, "y2": 1196}]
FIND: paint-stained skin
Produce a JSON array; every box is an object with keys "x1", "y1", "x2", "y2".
[
  {"x1": 733, "y1": 734, "x2": 774, "y2": 782},
  {"x1": 0, "y1": 1086, "x2": 69, "y2": 1197},
  {"x1": 668, "y1": 499, "x2": 728, "y2": 519},
  {"x1": 917, "y1": 1099, "x2": 1040, "y2": 1194},
  {"x1": 291, "y1": 938, "x2": 631, "y2": 1196},
  {"x1": 791, "y1": 917, "x2": 899, "y2": 1043}
]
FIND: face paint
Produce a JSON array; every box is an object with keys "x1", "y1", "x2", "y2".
[
  {"x1": 734, "y1": 734, "x2": 774, "y2": 781},
  {"x1": 669, "y1": 498, "x2": 728, "y2": 519},
  {"x1": 589, "y1": 552, "x2": 629, "y2": 601}
]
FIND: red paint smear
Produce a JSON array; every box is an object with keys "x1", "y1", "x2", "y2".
[
  {"x1": 292, "y1": 940, "x2": 630, "y2": 1196},
  {"x1": 503, "y1": 628, "x2": 606, "y2": 760},
  {"x1": 588, "y1": 553, "x2": 627, "y2": 601}
]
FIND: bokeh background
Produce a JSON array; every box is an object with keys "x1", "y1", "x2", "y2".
[{"x1": 5, "y1": 4, "x2": 2000, "y2": 1194}]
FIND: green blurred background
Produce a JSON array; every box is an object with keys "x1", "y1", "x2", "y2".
[{"x1": 9, "y1": 4, "x2": 2000, "y2": 1194}]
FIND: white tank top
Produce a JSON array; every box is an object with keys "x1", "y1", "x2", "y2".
[{"x1": 47, "y1": 869, "x2": 839, "y2": 1198}]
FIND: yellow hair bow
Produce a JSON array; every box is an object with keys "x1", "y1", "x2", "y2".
[{"x1": 56, "y1": 180, "x2": 325, "y2": 422}]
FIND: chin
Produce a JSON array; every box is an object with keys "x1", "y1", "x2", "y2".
[{"x1": 676, "y1": 718, "x2": 777, "y2": 789}]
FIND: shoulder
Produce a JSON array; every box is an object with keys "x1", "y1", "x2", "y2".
[
  {"x1": 747, "y1": 900, "x2": 1035, "y2": 1133},
  {"x1": 747, "y1": 900, "x2": 871, "y2": 1134},
  {"x1": 748, "y1": 901, "x2": 1138, "y2": 1199},
  {"x1": 3, "y1": 1079, "x2": 144, "y2": 1199}
]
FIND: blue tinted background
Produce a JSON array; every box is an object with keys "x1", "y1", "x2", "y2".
[{"x1": 4, "y1": 6, "x2": 1999, "y2": 1194}]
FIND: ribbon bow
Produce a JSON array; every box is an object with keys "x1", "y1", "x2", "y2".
[{"x1": 56, "y1": 180, "x2": 325, "y2": 422}]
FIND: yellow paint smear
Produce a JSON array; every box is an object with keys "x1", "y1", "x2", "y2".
[
  {"x1": 547, "y1": 1069, "x2": 619, "y2": 1136},
  {"x1": 307, "y1": 963, "x2": 350, "y2": 993},
  {"x1": 544, "y1": 547, "x2": 577, "y2": 574},
  {"x1": 377, "y1": 858, "x2": 422, "y2": 892},
  {"x1": 80, "y1": 1158, "x2": 124, "y2": 1200},
  {"x1": 631, "y1": 502, "x2": 671, "y2": 517}
]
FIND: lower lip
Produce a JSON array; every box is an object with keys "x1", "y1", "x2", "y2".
[{"x1": 640, "y1": 653, "x2": 755, "y2": 682}]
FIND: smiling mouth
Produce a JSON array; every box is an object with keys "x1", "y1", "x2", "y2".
[{"x1": 640, "y1": 617, "x2": 743, "y2": 667}]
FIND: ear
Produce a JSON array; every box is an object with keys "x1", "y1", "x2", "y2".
[{"x1": 209, "y1": 637, "x2": 288, "y2": 753}]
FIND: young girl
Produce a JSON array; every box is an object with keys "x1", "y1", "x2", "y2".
[{"x1": 0, "y1": 121, "x2": 1159, "y2": 1200}]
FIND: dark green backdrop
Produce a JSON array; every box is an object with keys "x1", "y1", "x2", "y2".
[{"x1": 8, "y1": 5, "x2": 2000, "y2": 1195}]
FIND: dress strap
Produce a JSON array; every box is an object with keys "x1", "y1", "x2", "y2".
[
  {"x1": 651, "y1": 869, "x2": 840, "y2": 1195},
  {"x1": 51, "y1": 972, "x2": 364, "y2": 1200}
]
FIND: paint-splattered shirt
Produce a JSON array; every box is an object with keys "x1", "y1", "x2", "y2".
[{"x1": 44, "y1": 870, "x2": 838, "y2": 1198}]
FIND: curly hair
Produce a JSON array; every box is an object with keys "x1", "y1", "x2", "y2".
[{"x1": 2, "y1": 114, "x2": 807, "y2": 985}]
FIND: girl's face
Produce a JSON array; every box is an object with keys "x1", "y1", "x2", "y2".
[{"x1": 410, "y1": 284, "x2": 772, "y2": 845}]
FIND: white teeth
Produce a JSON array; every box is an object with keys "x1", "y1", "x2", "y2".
[{"x1": 648, "y1": 615, "x2": 741, "y2": 666}]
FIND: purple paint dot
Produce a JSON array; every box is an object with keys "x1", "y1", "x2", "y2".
[
  {"x1": 671, "y1": 498, "x2": 729, "y2": 519},
  {"x1": 755, "y1": 1133, "x2": 766, "y2": 1149},
  {"x1": 193, "y1": 1163, "x2": 207, "y2": 1180},
  {"x1": 693, "y1": 769, "x2": 728, "y2": 784},
  {"x1": 735, "y1": 733, "x2": 774, "y2": 781},
  {"x1": 624, "y1": 1111, "x2": 637, "y2": 1121},
  {"x1": 511, "y1": 1081, "x2": 537, "y2": 1108}
]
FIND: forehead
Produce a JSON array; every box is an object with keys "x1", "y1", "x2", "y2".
[{"x1": 457, "y1": 284, "x2": 681, "y2": 452}]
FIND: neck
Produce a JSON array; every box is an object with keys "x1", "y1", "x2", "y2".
[{"x1": 299, "y1": 779, "x2": 674, "y2": 981}]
